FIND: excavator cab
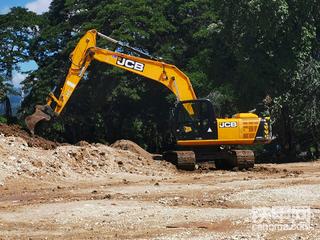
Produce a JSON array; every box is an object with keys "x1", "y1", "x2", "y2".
[{"x1": 173, "y1": 99, "x2": 217, "y2": 141}]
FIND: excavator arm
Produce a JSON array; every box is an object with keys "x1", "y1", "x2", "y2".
[{"x1": 25, "y1": 29, "x2": 197, "y2": 134}]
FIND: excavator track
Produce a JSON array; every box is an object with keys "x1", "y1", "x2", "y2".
[
  {"x1": 231, "y1": 149, "x2": 255, "y2": 170},
  {"x1": 163, "y1": 151, "x2": 196, "y2": 171},
  {"x1": 163, "y1": 149, "x2": 254, "y2": 171},
  {"x1": 215, "y1": 150, "x2": 254, "y2": 170}
]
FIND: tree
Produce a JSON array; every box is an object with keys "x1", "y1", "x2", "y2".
[
  {"x1": 18, "y1": 0, "x2": 320, "y2": 156},
  {"x1": 0, "y1": 7, "x2": 41, "y2": 123},
  {"x1": 271, "y1": 58, "x2": 320, "y2": 152},
  {"x1": 0, "y1": 7, "x2": 40, "y2": 82}
]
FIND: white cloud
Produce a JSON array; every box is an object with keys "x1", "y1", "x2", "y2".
[
  {"x1": 12, "y1": 72, "x2": 27, "y2": 87},
  {"x1": 25, "y1": 0, "x2": 52, "y2": 14}
]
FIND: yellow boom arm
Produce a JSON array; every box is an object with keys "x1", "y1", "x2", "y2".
[{"x1": 49, "y1": 29, "x2": 197, "y2": 115}]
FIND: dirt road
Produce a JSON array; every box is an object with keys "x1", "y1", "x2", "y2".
[
  {"x1": 0, "y1": 161, "x2": 319, "y2": 239},
  {"x1": 0, "y1": 129, "x2": 319, "y2": 239}
]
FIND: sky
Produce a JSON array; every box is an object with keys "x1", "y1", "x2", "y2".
[
  {"x1": 1, "y1": 0, "x2": 53, "y2": 87},
  {"x1": 0, "y1": 0, "x2": 52, "y2": 14}
]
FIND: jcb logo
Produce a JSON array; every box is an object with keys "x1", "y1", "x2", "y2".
[
  {"x1": 116, "y1": 57, "x2": 145, "y2": 72},
  {"x1": 219, "y1": 122, "x2": 237, "y2": 128}
]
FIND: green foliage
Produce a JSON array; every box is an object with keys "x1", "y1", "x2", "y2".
[
  {"x1": 0, "y1": 7, "x2": 41, "y2": 122},
  {"x1": 271, "y1": 58, "x2": 320, "y2": 148},
  {"x1": 0, "y1": 116, "x2": 7, "y2": 124},
  {"x1": 206, "y1": 86, "x2": 236, "y2": 117},
  {"x1": 0, "y1": 8, "x2": 40, "y2": 79},
  {"x1": 0, "y1": 75, "x2": 14, "y2": 100},
  {"x1": 1, "y1": 0, "x2": 318, "y2": 154}
]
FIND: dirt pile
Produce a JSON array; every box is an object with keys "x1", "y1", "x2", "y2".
[
  {"x1": 111, "y1": 139, "x2": 153, "y2": 160},
  {"x1": 0, "y1": 124, "x2": 59, "y2": 149},
  {"x1": 0, "y1": 134, "x2": 175, "y2": 183}
]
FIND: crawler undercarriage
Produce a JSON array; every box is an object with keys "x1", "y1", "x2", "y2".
[{"x1": 163, "y1": 148, "x2": 255, "y2": 171}]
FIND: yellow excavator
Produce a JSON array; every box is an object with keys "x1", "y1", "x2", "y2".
[{"x1": 25, "y1": 29, "x2": 272, "y2": 170}]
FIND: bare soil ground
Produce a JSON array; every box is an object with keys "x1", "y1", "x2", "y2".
[
  {"x1": 0, "y1": 126, "x2": 319, "y2": 239},
  {"x1": 0, "y1": 124, "x2": 59, "y2": 149}
]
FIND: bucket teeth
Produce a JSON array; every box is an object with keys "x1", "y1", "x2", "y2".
[{"x1": 25, "y1": 105, "x2": 52, "y2": 135}]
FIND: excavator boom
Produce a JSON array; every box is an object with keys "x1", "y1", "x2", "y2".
[{"x1": 25, "y1": 29, "x2": 196, "y2": 133}]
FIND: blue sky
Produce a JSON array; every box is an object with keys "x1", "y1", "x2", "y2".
[
  {"x1": 0, "y1": 0, "x2": 52, "y2": 14},
  {"x1": 0, "y1": 0, "x2": 30, "y2": 12},
  {"x1": 0, "y1": 0, "x2": 28, "y2": 9},
  {"x1": 1, "y1": 0, "x2": 52, "y2": 87}
]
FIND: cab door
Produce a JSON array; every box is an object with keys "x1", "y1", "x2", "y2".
[{"x1": 173, "y1": 99, "x2": 217, "y2": 141}]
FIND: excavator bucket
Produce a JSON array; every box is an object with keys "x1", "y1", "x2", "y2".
[{"x1": 25, "y1": 105, "x2": 52, "y2": 135}]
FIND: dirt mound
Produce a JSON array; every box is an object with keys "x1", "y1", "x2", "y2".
[
  {"x1": 0, "y1": 134, "x2": 176, "y2": 182},
  {"x1": 111, "y1": 139, "x2": 153, "y2": 160},
  {"x1": 0, "y1": 124, "x2": 59, "y2": 150}
]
